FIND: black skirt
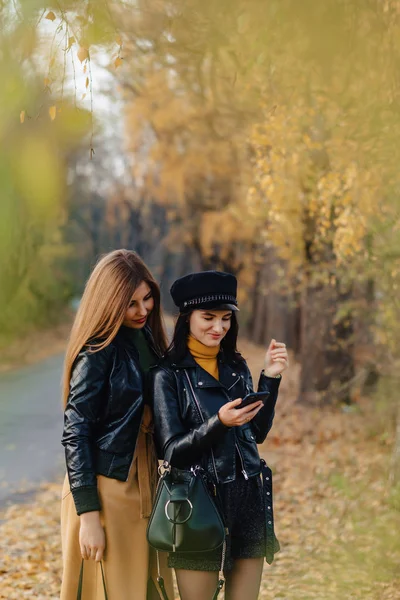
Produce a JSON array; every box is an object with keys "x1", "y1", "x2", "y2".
[{"x1": 168, "y1": 473, "x2": 266, "y2": 572}]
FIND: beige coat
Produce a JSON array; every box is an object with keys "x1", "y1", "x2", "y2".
[{"x1": 60, "y1": 407, "x2": 174, "y2": 600}]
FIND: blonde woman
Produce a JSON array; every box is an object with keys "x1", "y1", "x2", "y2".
[{"x1": 60, "y1": 250, "x2": 173, "y2": 600}]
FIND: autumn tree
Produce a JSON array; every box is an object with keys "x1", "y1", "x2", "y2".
[
  {"x1": 0, "y1": 1, "x2": 94, "y2": 344},
  {"x1": 111, "y1": 0, "x2": 400, "y2": 407},
  {"x1": 5, "y1": 0, "x2": 400, "y2": 416}
]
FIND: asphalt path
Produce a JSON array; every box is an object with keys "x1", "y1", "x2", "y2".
[
  {"x1": 0, "y1": 353, "x2": 65, "y2": 508},
  {"x1": 0, "y1": 322, "x2": 174, "y2": 510}
]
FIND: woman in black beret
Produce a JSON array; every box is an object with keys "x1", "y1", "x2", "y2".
[{"x1": 151, "y1": 271, "x2": 289, "y2": 600}]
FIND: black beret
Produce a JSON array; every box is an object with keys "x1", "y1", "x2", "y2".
[{"x1": 170, "y1": 271, "x2": 239, "y2": 312}]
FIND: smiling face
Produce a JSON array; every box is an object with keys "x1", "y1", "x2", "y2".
[
  {"x1": 122, "y1": 281, "x2": 154, "y2": 329},
  {"x1": 189, "y1": 309, "x2": 232, "y2": 347}
]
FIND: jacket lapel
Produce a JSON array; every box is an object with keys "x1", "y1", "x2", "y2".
[
  {"x1": 174, "y1": 350, "x2": 244, "y2": 394},
  {"x1": 218, "y1": 360, "x2": 242, "y2": 392}
]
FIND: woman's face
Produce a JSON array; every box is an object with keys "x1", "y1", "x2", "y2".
[
  {"x1": 122, "y1": 281, "x2": 155, "y2": 329},
  {"x1": 189, "y1": 309, "x2": 232, "y2": 347}
]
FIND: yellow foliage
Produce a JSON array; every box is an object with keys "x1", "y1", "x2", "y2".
[
  {"x1": 77, "y1": 46, "x2": 89, "y2": 63},
  {"x1": 12, "y1": 135, "x2": 64, "y2": 219}
]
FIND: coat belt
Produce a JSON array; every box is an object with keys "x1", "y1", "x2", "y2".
[{"x1": 136, "y1": 405, "x2": 158, "y2": 518}]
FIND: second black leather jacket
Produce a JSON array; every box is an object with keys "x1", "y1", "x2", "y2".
[
  {"x1": 61, "y1": 325, "x2": 160, "y2": 515},
  {"x1": 150, "y1": 350, "x2": 280, "y2": 484}
]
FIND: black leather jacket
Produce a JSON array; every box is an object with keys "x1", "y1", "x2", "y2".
[
  {"x1": 61, "y1": 326, "x2": 160, "y2": 515},
  {"x1": 150, "y1": 350, "x2": 280, "y2": 484}
]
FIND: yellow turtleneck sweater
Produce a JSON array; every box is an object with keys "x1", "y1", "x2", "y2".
[{"x1": 187, "y1": 334, "x2": 220, "y2": 380}]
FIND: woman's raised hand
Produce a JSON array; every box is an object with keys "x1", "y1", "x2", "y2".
[
  {"x1": 79, "y1": 511, "x2": 106, "y2": 561},
  {"x1": 218, "y1": 398, "x2": 263, "y2": 427},
  {"x1": 264, "y1": 339, "x2": 289, "y2": 378}
]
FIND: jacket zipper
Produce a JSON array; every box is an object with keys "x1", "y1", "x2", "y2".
[
  {"x1": 184, "y1": 371, "x2": 220, "y2": 485},
  {"x1": 225, "y1": 374, "x2": 249, "y2": 480},
  {"x1": 235, "y1": 439, "x2": 248, "y2": 480}
]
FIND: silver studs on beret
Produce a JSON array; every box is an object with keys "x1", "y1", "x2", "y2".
[{"x1": 182, "y1": 294, "x2": 237, "y2": 308}]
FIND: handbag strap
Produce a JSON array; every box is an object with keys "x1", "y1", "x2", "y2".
[
  {"x1": 213, "y1": 578, "x2": 225, "y2": 600},
  {"x1": 156, "y1": 551, "x2": 170, "y2": 600},
  {"x1": 182, "y1": 369, "x2": 226, "y2": 599},
  {"x1": 77, "y1": 559, "x2": 108, "y2": 600}
]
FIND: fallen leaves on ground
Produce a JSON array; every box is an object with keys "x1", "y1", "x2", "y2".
[{"x1": 0, "y1": 340, "x2": 399, "y2": 599}]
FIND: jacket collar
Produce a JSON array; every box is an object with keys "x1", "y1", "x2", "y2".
[
  {"x1": 116, "y1": 324, "x2": 161, "y2": 358},
  {"x1": 171, "y1": 349, "x2": 242, "y2": 390},
  {"x1": 143, "y1": 324, "x2": 162, "y2": 358}
]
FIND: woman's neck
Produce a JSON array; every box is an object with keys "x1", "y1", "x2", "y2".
[
  {"x1": 187, "y1": 334, "x2": 220, "y2": 380},
  {"x1": 187, "y1": 334, "x2": 220, "y2": 357}
]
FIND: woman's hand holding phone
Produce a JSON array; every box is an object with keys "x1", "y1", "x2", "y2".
[{"x1": 218, "y1": 398, "x2": 263, "y2": 427}]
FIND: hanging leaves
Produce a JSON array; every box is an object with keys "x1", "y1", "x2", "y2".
[
  {"x1": 45, "y1": 11, "x2": 56, "y2": 21},
  {"x1": 77, "y1": 46, "x2": 89, "y2": 63},
  {"x1": 48, "y1": 106, "x2": 57, "y2": 121},
  {"x1": 85, "y1": 77, "x2": 89, "y2": 89},
  {"x1": 67, "y1": 36, "x2": 76, "y2": 50},
  {"x1": 20, "y1": 111, "x2": 25, "y2": 124},
  {"x1": 114, "y1": 56, "x2": 123, "y2": 68}
]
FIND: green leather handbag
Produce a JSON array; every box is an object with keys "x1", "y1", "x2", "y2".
[
  {"x1": 147, "y1": 462, "x2": 226, "y2": 600},
  {"x1": 147, "y1": 463, "x2": 225, "y2": 553}
]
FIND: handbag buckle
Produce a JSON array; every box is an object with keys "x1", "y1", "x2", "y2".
[
  {"x1": 190, "y1": 465, "x2": 202, "y2": 476},
  {"x1": 158, "y1": 461, "x2": 171, "y2": 476},
  {"x1": 165, "y1": 499, "x2": 193, "y2": 524}
]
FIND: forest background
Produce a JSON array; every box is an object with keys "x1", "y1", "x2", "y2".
[{"x1": 0, "y1": 1, "x2": 400, "y2": 598}]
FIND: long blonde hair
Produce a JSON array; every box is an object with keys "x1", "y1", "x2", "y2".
[{"x1": 62, "y1": 249, "x2": 167, "y2": 407}]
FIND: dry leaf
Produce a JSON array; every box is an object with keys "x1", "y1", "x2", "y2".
[
  {"x1": 67, "y1": 36, "x2": 76, "y2": 50},
  {"x1": 116, "y1": 34, "x2": 122, "y2": 46},
  {"x1": 45, "y1": 11, "x2": 56, "y2": 21},
  {"x1": 49, "y1": 106, "x2": 57, "y2": 121},
  {"x1": 77, "y1": 46, "x2": 89, "y2": 63},
  {"x1": 114, "y1": 56, "x2": 123, "y2": 68},
  {"x1": 20, "y1": 110, "x2": 25, "y2": 124},
  {"x1": 83, "y1": 64, "x2": 87, "y2": 74},
  {"x1": 85, "y1": 77, "x2": 89, "y2": 89}
]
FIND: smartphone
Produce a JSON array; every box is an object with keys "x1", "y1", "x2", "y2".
[{"x1": 235, "y1": 390, "x2": 270, "y2": 409}]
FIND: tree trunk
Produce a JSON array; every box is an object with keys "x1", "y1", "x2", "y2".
[
  {"x1": 299, "y1": 274, "x2": 354, "y2": 405},
  {"x1": 248, "y1": 248, "x2": 299, "y2": 351}
]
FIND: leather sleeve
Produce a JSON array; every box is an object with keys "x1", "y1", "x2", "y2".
[
  {"x1": 151, "y1": 366, "x2": 228, "y2": 468},
  {"x1": 243, "y1": 365, "x2": 281, "y2": 444},
  {"x1": 61, "y1": 345, "x2": 113, "y2": 514}
]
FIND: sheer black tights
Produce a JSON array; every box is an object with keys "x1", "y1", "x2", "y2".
[{"x1": 175, "y1": 557, "x2": 264, "y2": 600}]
